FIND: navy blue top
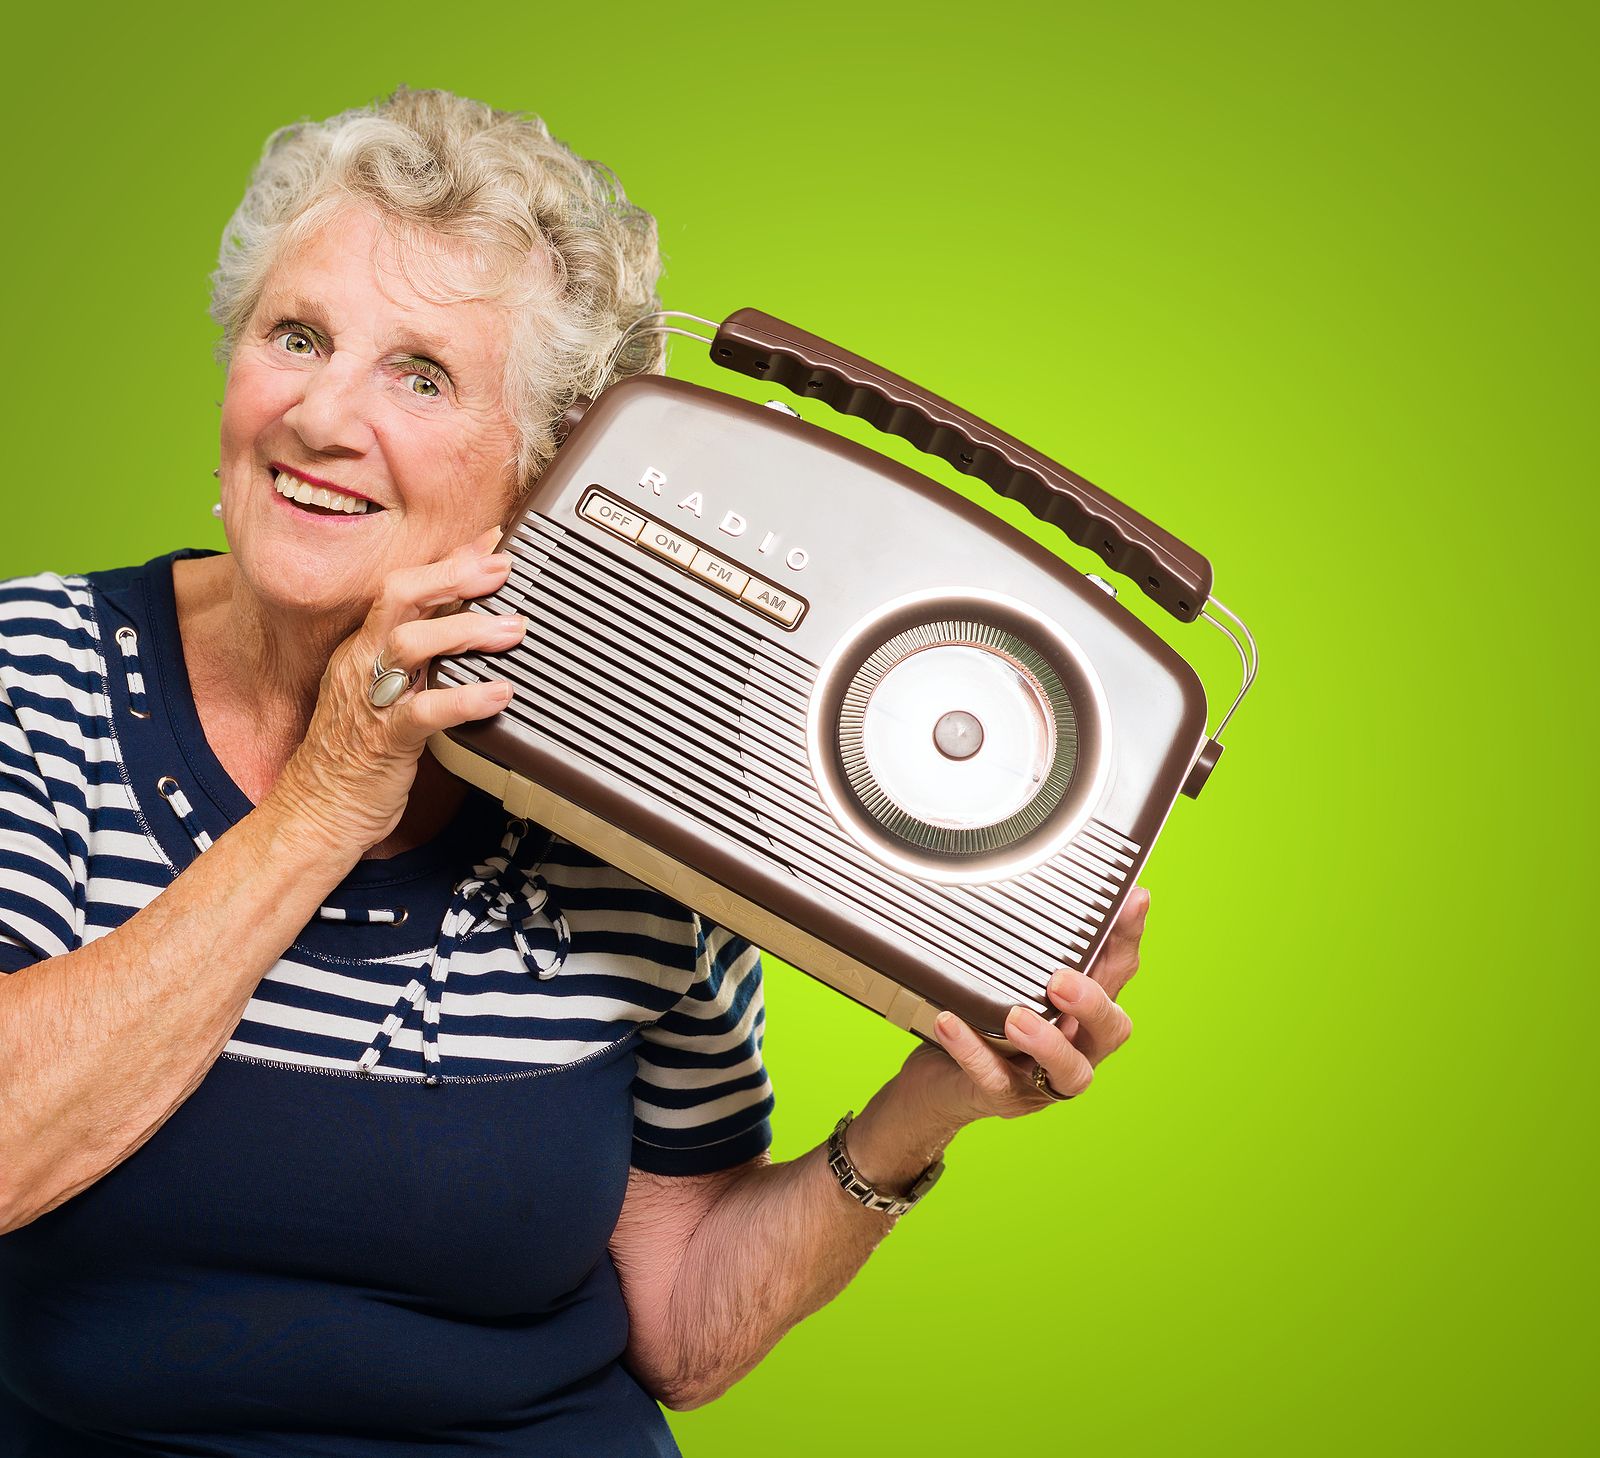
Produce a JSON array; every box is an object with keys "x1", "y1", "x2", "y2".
[{"x1": 0, "y1": 552, "x2": 775, "y2": 1455}]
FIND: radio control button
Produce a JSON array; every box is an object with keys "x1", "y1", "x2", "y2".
[
  {"x1": 638, "y1": 519, "x2": 699, "y2": 567},
  {"x1": 580, "y1": 491, "x2": 647, "y2": 541},
  {"x1": 740, "y1": 576, "x2": 804, "y2": 626},
  {"x1": 689, "y1": 549, "x2": 751, "y2": 597}
]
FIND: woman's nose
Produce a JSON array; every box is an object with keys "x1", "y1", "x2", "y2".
[{"x1": 282, "y1": 356, "x2": 375, "y2": 456}]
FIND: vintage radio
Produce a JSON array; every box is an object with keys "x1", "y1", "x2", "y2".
[{"x1": 429, "y1": 310, "x2": 1257, "y2": 1039}]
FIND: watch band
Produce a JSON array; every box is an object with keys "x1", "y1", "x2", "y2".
[{"x1": 826, "y1": 1111, "x2": 945, "y2": 1218}]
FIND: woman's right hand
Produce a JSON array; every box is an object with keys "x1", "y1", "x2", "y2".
[{"x1": 270, "y1": 526, "x2": 526, "y2": 858}]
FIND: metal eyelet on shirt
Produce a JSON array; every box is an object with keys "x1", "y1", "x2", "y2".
[
  {"x1": 115, "y1": 626, "x2": 152, "y2": 719},
  {"x1": 156, "y1": 775, "x2": 179, "y2": 799}
]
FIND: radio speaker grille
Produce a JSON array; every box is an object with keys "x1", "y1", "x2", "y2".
[{"x1": 435, "y1": 516, "x2": 1141, "y2": 1007}]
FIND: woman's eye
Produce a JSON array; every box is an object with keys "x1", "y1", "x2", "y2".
[
  {"x1": 405, "y1": 372, "x2": 442, "y2": 398},
  {"x1": 277, "y1": 331, "x2": 315, "y2": 355}
]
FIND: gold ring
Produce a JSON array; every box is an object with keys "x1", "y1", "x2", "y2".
[{"x1": 1032, "y1": 1061, "x2": 1074, "y2": 1102}]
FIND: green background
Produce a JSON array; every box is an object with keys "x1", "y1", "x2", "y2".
[{"x1": 4, "y1": 1, "x2": 1593, "y2": 1452}]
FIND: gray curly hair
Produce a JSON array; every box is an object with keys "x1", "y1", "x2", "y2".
[{"x1": 209, "y1": 86, "x2": 666, "y2": 486}]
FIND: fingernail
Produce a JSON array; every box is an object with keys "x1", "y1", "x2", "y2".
[
  {"x1": 478, "y1": 552, "x2": 510, "y2": 573},
  {"x1": 934, "y1": 1011, "x2": 958, "y2": 1040},
  {"x1": 496, "y1": 614, "x2": 528, "y2": 637},
  {"x1": 488, "y1": 681, "x2": 513, "y2": 703},
  {"x1": 1009, "y1": 1005, "x2": 1044, "y2": 1033},
  {"x1": 1052, "y1": 972, "x2": 1085, "y2": 1003}
]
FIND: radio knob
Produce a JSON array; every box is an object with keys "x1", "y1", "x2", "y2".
[
  {"x1": 1085, "y1": 573, "x2": 1117, "y2": 598},
  {"x1": 763, "y1": 400, "x2": 801, "y2": 418},
  {"x1": 932, "y1": 710, "x2": 985, "y2": 761}
]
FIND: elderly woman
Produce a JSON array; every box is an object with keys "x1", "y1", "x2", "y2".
[{"x1": 0, "y1": 88, "x2": 1145, "y2": 1455}]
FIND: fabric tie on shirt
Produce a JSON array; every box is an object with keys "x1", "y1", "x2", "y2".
[{"x1": 355, "y1": 817, "x2": 572, "y2": 1084}]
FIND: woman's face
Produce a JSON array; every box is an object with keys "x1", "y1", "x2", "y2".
[{"x1": 218, "y1": 204, "x2": 522, "y2": 624}]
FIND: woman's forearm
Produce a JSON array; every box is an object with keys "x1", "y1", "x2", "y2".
[
  {"x1": 649, "y1": 1069, "x2": 966, "y2": 1409},
  {"x1": 0, "y1": 793, "x2": 359, "y2": 1235}
]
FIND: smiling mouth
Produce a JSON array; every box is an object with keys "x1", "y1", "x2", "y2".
[{"x1": 271, "y1": 467, "x2": 384, "y2": 516}]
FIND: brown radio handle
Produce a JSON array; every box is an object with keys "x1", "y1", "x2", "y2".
[{"x1": 710, "y1": 308, "x2": 1212, "y2": 621}]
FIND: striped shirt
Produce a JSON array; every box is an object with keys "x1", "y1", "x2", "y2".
[{"x1": 0, "y1": 548, "x2": 774, "y2": 1456}]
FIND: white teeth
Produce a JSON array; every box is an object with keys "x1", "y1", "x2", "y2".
[{"x1": 273, "y1": 471, "x2": 371, "y2": 514}]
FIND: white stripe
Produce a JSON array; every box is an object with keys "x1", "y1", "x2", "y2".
[
  {"x1": 0, "y1": 785, "x2": 62, "y2": 833},
  {"x1": 2, "y1": 626, "x2": 100, "y2": 664},
  {"x1": 438, "y1": 1030, "x2": 617, "y2": 1063},
  {"x1": 3, "y1": 668, "x2": 106, "y2": 724},
  {"x1": 240, "y1": 997, "x2": 397, "y2": 1044},
  {"x1": 261, "y1": 960, "x2": 435, "y2": 1007},
  {"x1": 225, "y1": 1039, "x2": 396, "y2": 1075},
  {"x1": 92, "y1": 827, "x2": 166, "y2": 862},
  {"x1": 0, "y1": 595, "x2": 89, "y2": 632},
  {"x1": 80, "y1": 875, "x2": 165, "y2": 912},
  {"x1": 442, "y1": 987, "x2": 666, "y2": 1022},
  {"x1": 634, "y1": 1078, "x2": 772, "y2": 1130},
  {"x1": 642, "y1": 986, "x2": 764, "y2": 1056},
  {"x1": 0, "y1": 906, "x2": 73, "y2": 958},
  {"x1": 675, "y1": 948, "x2": 762, "y2": 1024},
  {"x1": 635, "y1": 1046, "x2": 766, "y2": 1091},
  {"x1": 261, "y1": 959, "x2": 683, "y2": 1030},
  {"x1": 431, "y1": 942, "x2": 691, "y2": 990},
  {"x1": 0, "y1": 854, "x2": 76, "y2": 927}
]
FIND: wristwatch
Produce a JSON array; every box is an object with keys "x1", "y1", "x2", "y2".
[{"x1": 826, "y1": 1111, "x2": 945, "y2": 1217}]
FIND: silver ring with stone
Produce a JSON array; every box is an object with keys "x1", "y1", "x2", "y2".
[{"x1": 369, "y1": 651, "x2": 414, "y2": 709}]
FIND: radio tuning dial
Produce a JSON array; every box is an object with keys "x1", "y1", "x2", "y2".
[{"x1": 834, "y1": 621, "x2": 1078, "y2": 855}]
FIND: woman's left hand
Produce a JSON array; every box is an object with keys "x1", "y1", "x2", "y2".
[{"x1": 901, "y1": 885, "x2": 1149, "y2": 1124}]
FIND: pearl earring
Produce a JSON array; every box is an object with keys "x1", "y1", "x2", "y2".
[{"x1": 211, "y1": 467, "x2": 222, "y2": 519}]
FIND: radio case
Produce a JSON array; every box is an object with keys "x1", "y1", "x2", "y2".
[{"x1": 429, "y1": 310, "x2": 1254, "y2": 1040}]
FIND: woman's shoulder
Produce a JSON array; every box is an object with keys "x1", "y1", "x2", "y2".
[
  {"x1": 0, "y1": 565, "x2": 98, "y2": 629},
  {"x1": 0, "y1": 549, "x2": 200, "y2": 700},
  {"x1": 0, "y1": 568, "x2": 105, "y2": 707}
]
